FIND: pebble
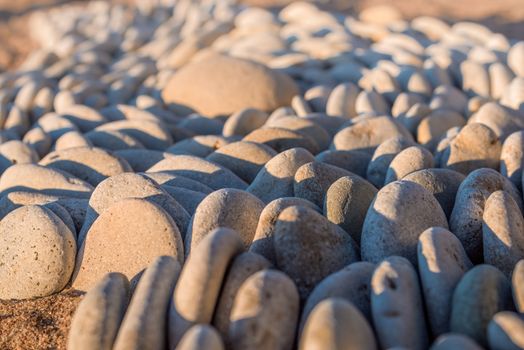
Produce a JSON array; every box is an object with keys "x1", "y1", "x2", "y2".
[
  {"x1": 39, "y1": 146, "x2": 132, "y2": 186},
  {"x1": 213, "y1": 252, "x2": 271, "y2": 341},
  {"x1": 300, "y1": 261, "x2": 375, "y2": 333},
  {"x1": 366, "y1": 137, "x2": 416, "y2": 188},
  {"x1": 315, "y1": 149, "x2": 371, "y2": 178},
  {"x1": 488, "y1": 311, "x2": 524, "y2": 350},
  {"x1": 0, "y1": 163, "x2": 93, "y2": 198},
  {"x1": 147, "y1": 154, "x2": 248, "y2": 190},
  {"x1": 450, "y1": 264, "x2": 512, "y2": 346},
  {"x1": 206, "y1": 141, "x2": 276, "y2": 183},
  {"x1": 299, "y1": 298, "x2": 377, "y2": 350},
  {"x1": 68, "y1": 273, "x2": 129, "y2": 350},
  {"x1": 513, "y1": 260, "x2": 524, "y2": 312},
  {"x1": 482, "y1": 190, "x2": 524, "y2": 277},
  {"x1": 185, "y1": 188, "x2": 264, "y2": 254},
  {"x1": 430, "y1": 334, "x2": 483, "y2": 350},
  {"x1": 384, "y1": 145, "x2": 434, "y2": 184},
  {"x1": 450, "y1": 168, "x2": 523, "y2": 263},
  {"x1": 79, "y1": 172, "x2": 189, "y2": 244},
  {"x1": 243, "y1": 126, "x2": 319, "y2": 154},
  {"x1": 361, "y1": 180, "x2": 448, "y2": 265},
  {"x1": 273, "y1": 205, "x2": 359, "y2": 299},
  {"x1": 418, "y1": 227, "x2": 473, "y2": 336},
  {"x1": 84, "y1": 130, "x2": 145, "y2": 151},
  {"x1": 113, "y1": 256, "x2": 181, "y2": 350},
  {"x1": 72, "y1": 198, "x2": 184, "y2": 291},
  {"x1": 323, "y1": 175, "x2": 377, "y2": 244},
  {"x1": 176, "y1": 325, "x2": 225, "y2": 350},
  {"x1": 371, "y1": 256, "x2": 428, "y2": 350},
  {"x1": 250, "y1": 197, "x2": 320, "y2": 265},
  {"x1": 500, "y1": 130, "x2": 524, "y2": 191},
  {"x1": 228, "y1": 269, "x2": 299, "y2": 350},
  {"x1": 331, "y1": 116, "x2": 413, "y2": 154},
  {"x1": 440, "y1": 122, "x2": 502, "y2": 175},
  {"x1": 0, "y1": 205, "x2": 76, "y2": 299},
  {"x1": 325, "y1": 82, "x2": 359, "y2": 119},
  {"x1": 222, "y1": 108, "x2": 269, "y2": 137},
  {"x1": 169, "y1": 228, "x2": 243, "y2": 348},
  {"x1": 162, "y1": 53, "x2": 298, "y2": 117},
  {"x1": 247, "y1": 147, "x2": 314, "y2": 204}
]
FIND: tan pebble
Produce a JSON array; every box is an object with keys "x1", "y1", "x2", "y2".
[
  {"x1": 96, "y1": 120, "x2": 173, "y2": 150},
  {"x1": 274, "y1": 205, "x2": 359, "y2": 299},
  {"x1": 441, "y1": 123, "x2": 501, "y2": 175},
  {"x1": 40, "y1": 146, "x2": 132, "y2": 186},
  {"x1": 508, "y1": 41, "x2": 524, "y2": 77},
  {"x1": 243, "y1": 126, "x2": 319, "y2": 154},
  {"x1": 488, "y1": 311, "x2": 524, "y2": 350},
  {"x1": 84, "y1": 130, "x2": 145, "y2": 151},
  {"x1": 265, "y1": 116, "x2": 331, "y2": 151},
  {"x1": 429, "y1": 85, "x2": 468, "y2": 114},
  {"x1": 61, "y1": 104, "x2": 107, "y2": 131},
  {"x1": 36, "y1": 113, "x2": 79, "y2": 142},
  {"x1": 142, "y1": 172, "x2": 213, "y2": 194},
  {"x1": 68, "y1": 273, "x2": 129, "y2": 350},
  {"x1": 186, "y1": 188, "x2": 264, "y2": 255},
  {"x1": 247, "y1": 147, "x2": 314, "y2": 203},
  {"x1": 113, "y1": 256, "x2": 181, "y2": 350},
  {"x1": 0, "y1": 205, "x2": 76, "y2": 299},
  {"x1": 176, "y1": 325, "x2": 224, "y2": 350},
  {"x1": 147, "y1": 155, "x2": 248, "y2": 190},
  {"x1": 72, "y1": 198, "x2": 184, "y2": 291},
  {"x1": 213, "y1": 252, "x2": 271, "y2": 341},
  {"x1": 489, "y1": 62, "x2": 515, "y2": 99},
  {"x1": 315, "y1": 149, "x2": 371, "y2": 178},
  {"x1": 206, "y1": 141, "x2": 276, "y2": 183},
  {"x1": 167, "y1": 136, "x2": 229, "y2": 158},
  {"x1": 229, "y1": 270, "x2": 299, "y2": 350},
  {"x1": 384, "y1": 146, "x2": 434, "y2": 184},
  {"x1": 299, "y1": 298, "x2": 377, "y2": 350},
  {"x1": 513, "y1": 260, "x2": 524, "y2": 312},
  {"x1": 0, "y1": 163, "x2": 93, "y2": 198},
  {"x1": 469, "y1": 102, "x2": 524, "y2": 140},
  {"x1": 416, "y1": 110, "x2": 466, "y2": 150},
  {"x1": 23, "y1": 126, "x2": 52, "y2": 158},
  {"x1": 114, "y1": 149, "x2": 172, "y2": 172},
  {"x1": 169, "y1": 228, "x2": 243, "y2": 347},
  {"x1": 354, "y1": 90, "x2": 389, "y2": 115},
  {"x1": 250, "y1": 197, "x2": 319, "y2": 265},
  {"x1": 222, "y1": 108, "x2": 269, "y2": 137},
  {"x1": 332, "y1": 116, "x2": 413, "y2": 154},
  {"x1": 53, "y1": 131, "x2": 93, "y2": 151}
]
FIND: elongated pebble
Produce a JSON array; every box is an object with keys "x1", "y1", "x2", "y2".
[
  {"x1": 500, "y1": 130, "x2": 524, "y2": 191},
  {"x1": 68, "y1": 273, "x2": 129, "y2": 350},
  {"x1": 482, "y1": 190, "x2": 524, "y2": 277},
  {"x1": 430, "y1": 334, "x2": 483, "y2": 350},
  {"x1": 384, "y1": 145, "x2": 434, "y2": 184},
  {"x1": 488, "y1": 311, "x2": 524, "y2": 350},
  {"x1": 418, "y1": 227, "x2": 473, "y2": 336},
  {"x1": 169, "y1": 228, "x2": 243, "y2": 348},
  {"x1": 113, "y1": 256, "x2": 181, "y2": 350},
  {"x1": 371, "y1": 256, "x2": 428, "y2": 350},
  {"x1": 513, "y1": 260, "x2": 524, "y2": 312}
]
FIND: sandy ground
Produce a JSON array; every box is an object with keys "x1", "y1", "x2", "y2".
[{"x1": 0, "y1": 0, "x2": 523, "y2": 349}]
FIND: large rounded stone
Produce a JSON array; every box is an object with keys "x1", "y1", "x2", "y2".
[
  {"x1": 162, "y1": 53, "x2": 298, "y2": 117},
  {"x1": 361, "y1": 180, "x2": 448, "y2": 266},
  {"x1": 72, "y1": 198, "x2": 184, "y2": 291},
  {"x1": 0, "y1": 205, "x2": 76, "y2": 299}
]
